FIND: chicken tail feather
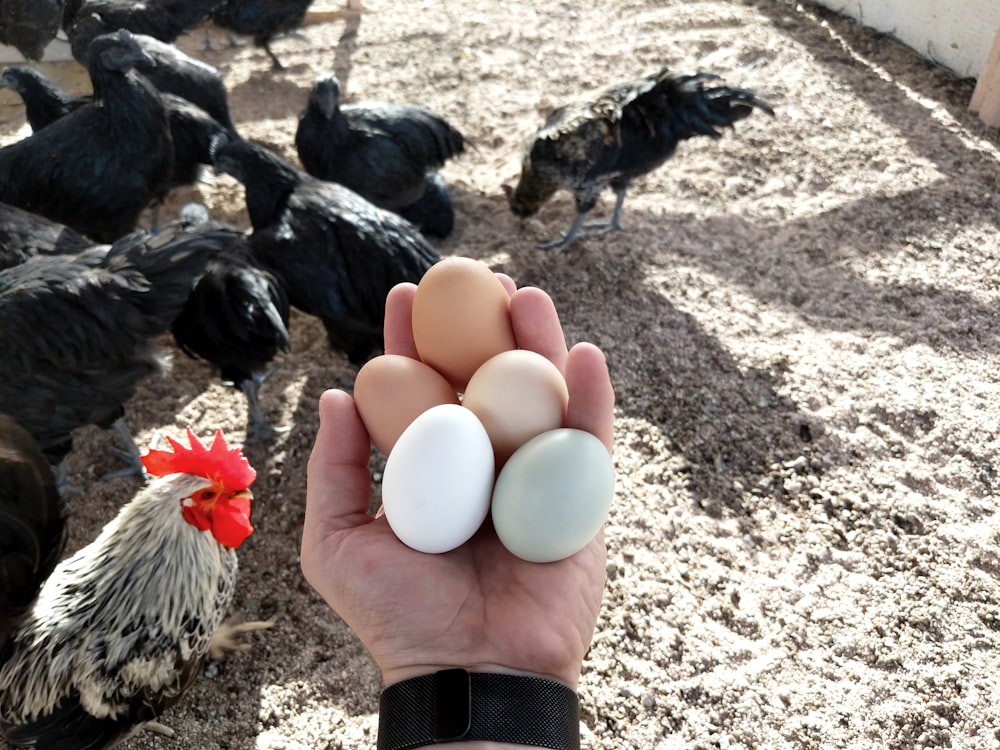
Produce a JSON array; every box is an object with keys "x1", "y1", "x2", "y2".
[{"x1": 0, "y1": 415, "x2": 65, "y2": 645}]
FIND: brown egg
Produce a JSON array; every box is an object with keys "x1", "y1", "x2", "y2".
[
  {"x1": 354, "y1": 354, "x2": 461, "y2": 454},
  {"x1": 462, "y1": 349, "x2": 569, "y2": 467},
  {"x1": 411, "y1": 257, "x2": 517, "y2": 391}
]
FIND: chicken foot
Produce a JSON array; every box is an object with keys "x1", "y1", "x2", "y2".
[
  {"x1": 241, "y1": 371, "x2": 290, "y2": 444},
  {"x1": 208, "y1": 616, "x2": 275, "y2": 660},
  {"x1": 583, "y1": 184, "x2": 628, "y2": 235},
  {"x1": 99, "y1": 417, "x2": 147, "y2": 480},
  {"x1": 538, "y1": 186, "x2": 628, "y2": 252}
]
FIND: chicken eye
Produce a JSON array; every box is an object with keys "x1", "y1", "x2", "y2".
[{"x1": 199, "y1": 490, "x2": 217, "y2": 501}]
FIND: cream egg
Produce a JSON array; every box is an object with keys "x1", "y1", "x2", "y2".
[
  {"x1": 382, "y1": 404, "x2": 494, "y2": 554},
  {"x1": 491, "y1": 429, "x2": 614, "y2": 563},
  {"x1": 462, "y1": 349, "x2": 569, "y2": 466},
  {"x1": 354, "y1": 354, "x2": 460, "y2": 454}
]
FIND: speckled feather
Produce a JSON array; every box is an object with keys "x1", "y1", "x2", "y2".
[
  {"x1": 0, "y1": 473, "x2": 238, "y2": 748},
  {"x1": 509, "y1": 66, "x2": 775, "y2": 218}
]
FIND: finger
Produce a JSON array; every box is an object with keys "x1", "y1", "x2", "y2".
[
  {"x1": 384, "y1": 282, "x2": 418, "y2": 358},
  {"x1": 496, "y1": 272, "x2": 516, "y2": 295},
  {"x1": 303, "y1": 390, "x2": 374, "y2": 541},
  {"x1": 564, "y1": 342, "x2": 615, "y2": 454},
  {"x1": 508, "y1": 286, "x2": 569, "y2": 372}
]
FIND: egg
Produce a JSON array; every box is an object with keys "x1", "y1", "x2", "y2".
[
  {"x1": 354, "y1": 354, "x2": 460, "y2": 454},
  {"x1": 381, "y1": 403, "x2": 495, "y2": 554},
  {"x1": 411, "y1": 257, "x2": 517, "y2": 391},
  {"x1": 462, "y1": 350, "x2": 569, "y2": 466},
  {"x1": 491, "y1": 429, "x2": 614, "y2": 563}
]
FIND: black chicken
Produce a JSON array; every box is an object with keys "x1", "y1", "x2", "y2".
[
  {"x1": 0, "y1": 415, "x2": 65, "y2": 647},
  {"x1": 211, "y1": 137, "x2": 440, "y2": 365},
  {"x1": 1, "y1": 34, "x2": 237, "y2": 133},
  {"x1": 131, "y1": 33, "x2": 237, "y2": 132},
  {"x1": 0, "y1": 66, "x2": 86, "y2": 128},
  {"x1": 506, "y1": 67, "x2": 775, "y2": 250},
  {"x1": 295, "y1": 72, "x2": 466, "y2": 238},
  {"x1": 170, "y1": 206, "x2": 292, "y2": 442},
  {"x1": 0, "y1": 65, "x2": 227, "y2": 217},
  {"x1": 64, "y1": 0, "x2": 224, "y2": 64},
  {"x1": 0, "y1": 223, "x2": 227, "y2": 478},
  {"x1": 159, "y1": 93, "x2": 231, "y2": 190},
  {"x1": 0, "y1": 203, "x2": 91, "y2": 271},
  {"x1": 209, "y1": 0, "x2": 316, "y2": 69},
  {"x1": 0, "y1": 0, "x2": 63, "y2": 61},
  {"x1": 0, "y1": 30, "x2": 173, "y2": 243}
]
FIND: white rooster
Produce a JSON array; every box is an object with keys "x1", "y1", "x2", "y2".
[{"x1": 0, "y1": 425, "x2": 272, "y2": 748}]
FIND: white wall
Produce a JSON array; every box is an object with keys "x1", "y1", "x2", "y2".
[{"x1": 815, "y1": 0, "x2": 1000, "y2": 78}]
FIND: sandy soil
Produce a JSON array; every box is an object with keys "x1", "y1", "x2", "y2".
[{"x1": 3, "y1": 0, "x2": 1000, "y2": 748}]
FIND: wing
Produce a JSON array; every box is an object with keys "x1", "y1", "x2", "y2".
[{"x1": 252, "y1": 181, "x2": 438, "y2": 362}]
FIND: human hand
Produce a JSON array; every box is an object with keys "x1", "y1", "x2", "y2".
[{"x1": 300, "y1": 275, "x2": 615, "y2": 690}]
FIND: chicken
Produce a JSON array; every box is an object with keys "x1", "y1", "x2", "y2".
[
  {"x1": 64, "y1": 0, "x2": 224, "y2": 64},
  {"x1": 295, "y1": 72, "x2": 466, "y2": 238},
  {"x1": 0, "y1": 222, "x2": 227, "y2": 477},
  {"x1": 0, "y1": 65, "x2": 228, "y2": 222},
  {"x1": 1, "y1": 35, "x2": 236, "y2": 135},
  {"x1": 170, "y1": 206, "x2": 292, "y2": 443},
  {"x1": 0, "y1": 427, "x2": 271, "y2": 748},
  {"x1": 0, "y1": 30, "x2": 173, "y2": 243},
  {"x1": 0, "y1": 66, "x2": 87, "y2": 129},
  {"x1": 0, "y1": 202, "x2": 91, "y2": 271},
  {"x1": 158, "y1": 93, "x2": 232, "y2": 192},
  {"x1": 209, "y1": 0, "x2": 316, "y2": 69},
  {"x1": 0, "y1": 415, "x2": 65, "y2": 647},
  {"x1": 506, "y1": 67, "x2": 775, "y2": 250},
  {"x1": 130, "y1": 33, "x2": 237, "y2": 132},
  {"x1": 211, "y1": 136, "x2": 440, "y2": 365},
  {"x1": 0, "y1": 0, "x2": 63, "y2": 61}
]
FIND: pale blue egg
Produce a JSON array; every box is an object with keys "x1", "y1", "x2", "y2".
[
  {"x1": 383, "y1": 404, "x2": 495, "y2": 553},
  {"x1": 491, "y1": 428, "x2": 614, "y2": 563}
]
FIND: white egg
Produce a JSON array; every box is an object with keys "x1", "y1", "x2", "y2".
[
  {"x1": 382, "y1": 403, "x2": 495, "y2": 553},
  {"x1": 491, "y1": 429, "x2": 614, "y2": 563}
]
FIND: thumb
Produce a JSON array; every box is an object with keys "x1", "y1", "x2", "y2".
[{"x1": 303, "y1": 389, "x2": 374, "y2": 551}]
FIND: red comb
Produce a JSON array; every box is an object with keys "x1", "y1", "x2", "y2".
[{"x1": 141, "y1": 428, "x2": 256, "y2": 491}]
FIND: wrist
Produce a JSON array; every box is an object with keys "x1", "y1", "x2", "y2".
[
  {"x1": 382, "y1": 663, "x2": 580, "y2": 692},
  {"x1": 377, "y1": 669, "x2": 581, "y2": 750}
]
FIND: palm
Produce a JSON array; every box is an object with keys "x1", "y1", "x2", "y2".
[
  {"x1": 323, "y1": 514, "x2": 605, "y2": 686},
  {"x1": 302, "y1": 277, "x2": 615, "y2": 689}
]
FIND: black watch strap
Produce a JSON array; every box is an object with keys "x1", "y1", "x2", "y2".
[{"x1": 377, "y1": 669, "x2": 581, "y2": 749}]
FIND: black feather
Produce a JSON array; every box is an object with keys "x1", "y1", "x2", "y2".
[
  {"x1": 170, "y1": 214, "x2": 292, "y2": 440},
  {"x1": 212, "y1": 137, "x2": 440, "y2": 365},
  {"x1": 0, "y1": 67, "x2": 88, "y2": 130},
  {"x1": 210, "y1": 0, "x2": 316, "y2": 69},
  {"x1": 0, "y1": 30, "x2": 173, "y2": 243},
  {"x1": 0, "y1": 58, "x2": 232, "y2": 204},
  {"x1": 295, "y1": 72, "x2": 465, "y2": 237},
  {"x1": 65, "y1": 0, "x2": 224, "y2": 64},
  {"x1": 0, "y1": 415, "x2": 65, "y2": 648},
  {"x1": 0, "y1": 0, "x2": 62, "y2": 61},
  {"x1": 0, "y1": 203, "x2": 91, "y2": 272},
  {"x1": 0, "y1": 223, "x2": 226, "y2": 464}
]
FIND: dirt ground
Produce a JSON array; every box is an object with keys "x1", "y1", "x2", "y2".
[{"x1": 3, "y1": 0, "x2": 1000, "y2": 747}]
